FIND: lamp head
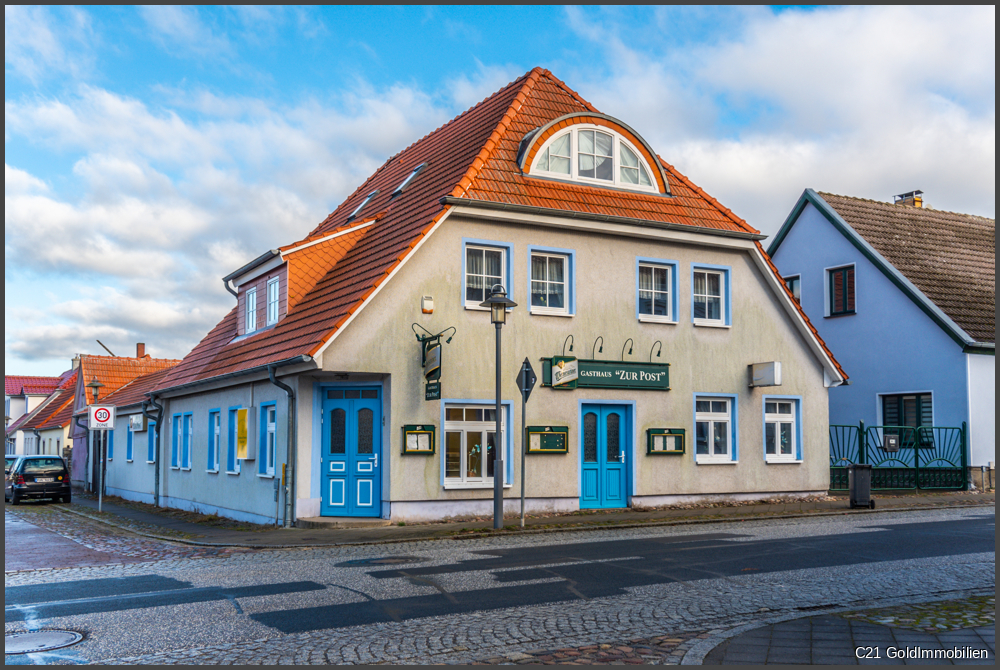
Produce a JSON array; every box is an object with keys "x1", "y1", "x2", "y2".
[{"x1": 479, "y1": 285, "x2": 517, "y2": 325}]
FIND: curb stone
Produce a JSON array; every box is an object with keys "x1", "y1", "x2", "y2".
[
  {"x1": 50, "y1": 501, "x2": 994, "y2": 550},
  {"x1": 679, "y1": 588, "x2": 995, "y2": 665}
]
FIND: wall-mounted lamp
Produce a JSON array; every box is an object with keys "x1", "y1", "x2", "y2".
[
  {"x1": 621, "y1": 338, "x2": 634, "y2": 361},
  {"x1": 563, "y1": 335, "x2": 574, "y2": 357},
  {"x1": 592, "y1": 336, "x2": 604, "y2": 359},
  {"x1": 650, "y1": 341, "x2": 662, "y2": 362}
]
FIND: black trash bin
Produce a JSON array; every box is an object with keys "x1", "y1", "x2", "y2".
[{"x1": 848, "y1": 463, "x2": 875, "y2": 509}]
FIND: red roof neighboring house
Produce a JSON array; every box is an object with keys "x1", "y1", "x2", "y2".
[
  {"x1": 158, "y1": 67, "x2": 844, "y2": 391},
  {"x1": 7, "y1": 370, "x2": 77, "y2": 436},
  {"x1": 5, "y1": 376, "x2": 62, "y2": 397}
]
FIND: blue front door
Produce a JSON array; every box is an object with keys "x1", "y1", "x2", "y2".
[
  {"x1": 580, "y1": 404, "x2": 629, "y2": 509},
  {"x1": 321, "y1": 388, "x2": 382, "y2": 517}
]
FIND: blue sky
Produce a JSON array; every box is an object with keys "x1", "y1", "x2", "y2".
[{"x1": 5, "y1": 6, "x2": 995, "y2": 376}]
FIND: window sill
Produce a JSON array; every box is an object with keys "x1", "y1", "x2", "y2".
[
  {"x1": 181, "y1": 467, "x2": 192, "y2": 472},
  {"x1": 825, "y1": 312, "x2": 856, "y2": 319},
  {"x1": 638, "y1": 315, "x2": 677, "y2": 325},
  {"x1": 126, "y1": 459, "x2": 133, "y2": 463},
  {"x1": 146, "y1": 460, "x2": 156, "y2": 465},
  {"x1": 258, "y1": 473, "x2": 275, "y2": 479},
  {"x1": 529, "y1": 309, "x2": 574, "y2": 318},
  {"x1": 443, "y1": 482, "x2": 513, "y2": 490},
  {"x1": 693, "y1": 321, "x2": 730, "y2": 329},
  {"x1": 765, "y1": 457, "x2": 802, "y2": 464},
  {"x1": 464, "y1": 305, "x2": 513, "y2": 312},
  {"x1": 695, "y1": 458, "x2": 738, "y2": 465},
  {"x1": 207, "y1": 469, "x2": 219, "y2": 474},
  {"x1": 226, "y1": 470, "x2": 241, "y2": 476}
]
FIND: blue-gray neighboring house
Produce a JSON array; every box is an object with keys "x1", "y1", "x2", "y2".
[{"x1": 768, "y1": 190, "x2": 995, "y2": 481}]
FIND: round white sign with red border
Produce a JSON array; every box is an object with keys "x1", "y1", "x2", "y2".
[{"x1": 89, "y1": 405, "x2": 116, "y2": 430}]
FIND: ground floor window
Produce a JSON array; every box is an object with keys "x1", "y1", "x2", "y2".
[
  {"x1": 695, "y1": 396, "x2": 737, "y2": 463},
  {"x1": 444, "y1": 405, "x2": 507, "y2": 487},
  {"x1": 764, "y1": 398, "x2": 800, "y2": 462},
  {"x1": 881, "y1": 393, "x2": 933, "y2": 447}
]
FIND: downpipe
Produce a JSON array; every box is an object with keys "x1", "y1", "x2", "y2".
[
  {"x1": 142, "y1": 394, "x2": 165, "y2": 507},
  {"x1": 268, "y1": 364, "x2": 296, "y2": 529}
]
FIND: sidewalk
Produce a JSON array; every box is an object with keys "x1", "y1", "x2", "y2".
[{"x1": 58, "y1": 490, "x2": 995, "y2": 549}]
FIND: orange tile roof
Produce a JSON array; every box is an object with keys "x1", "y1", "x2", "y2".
[
  {"x1": 79, "y1": 355, "x2": 181, "y2": 406},
  {"x1": 99, "y1": 367, "x2": 177, "y2": 410},
  {"x1": 158, "y1": 68, "x2": 828, "y2": 391}
]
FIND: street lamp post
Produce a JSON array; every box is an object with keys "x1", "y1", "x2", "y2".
[{"x1": 480, "y1": 285, "x2": 517, "y2": 529}]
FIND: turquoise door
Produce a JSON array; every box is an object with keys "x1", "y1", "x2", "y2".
[
  {"x1": 321, "y1": 389, "x2": 382, "y2": 518},
  {"x1": 580, "y1": 404, "x2": 629, "y2": 509}
]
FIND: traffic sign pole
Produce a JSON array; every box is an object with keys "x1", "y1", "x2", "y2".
[{"x1": 516, "y1": 358, "x2": 537, "y2": 529}]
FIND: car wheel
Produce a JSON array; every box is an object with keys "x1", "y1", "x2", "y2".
[
  {"x1": 62, "y1": 495, "x2": 72, "y2": 504},
  {"x1": 11, "y1": 492, "x2": 21, "y2": 505}
]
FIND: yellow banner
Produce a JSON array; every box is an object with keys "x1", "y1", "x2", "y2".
[{"x1": 236, "y1": 408, "x2": 249, "y2": 459}]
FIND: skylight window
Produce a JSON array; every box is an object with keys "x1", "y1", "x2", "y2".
[
  {"x1": 393, "y1": 163, "x2": 427, "y2": 197},
  {"x1": 527, "y1": 123, "x2": 659, "y2": 193},
  {"x1": 347, "y1": 190, "x2": 379, "y2": 221}
]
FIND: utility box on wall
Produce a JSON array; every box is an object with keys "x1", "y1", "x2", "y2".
[{"x1": 748, "y1": 362, "x2": 782, "y2": 388}]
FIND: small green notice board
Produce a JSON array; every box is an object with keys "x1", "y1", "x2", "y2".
[
  {"x1": 647, "y1": 428, "x2": 685, "y2": 455},
  {"x1": 526, "y1": 426, "x2": 569, "y2": 454},
  {"x1": 401, "y1": 425, "x2": 436, "y2": 455}
]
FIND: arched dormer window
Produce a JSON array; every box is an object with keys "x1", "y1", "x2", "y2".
[{"x1": 522, "y1": 114, "x2": 668, "y2": 195}]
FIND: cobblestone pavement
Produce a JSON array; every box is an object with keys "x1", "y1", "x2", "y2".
[
  {"x1": 4, "y1": 506, "x2": 994, "y2": 665},
  {"x1": 4, "y1": 505, "x2": 251, "y2": 571},
  {"x1": 702, "y1": 597, "x2": 995, "y2": 665}
]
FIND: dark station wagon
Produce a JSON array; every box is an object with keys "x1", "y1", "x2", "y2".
[{"x1": 5, "y1": 456, "x2": 72, "y2": 505}]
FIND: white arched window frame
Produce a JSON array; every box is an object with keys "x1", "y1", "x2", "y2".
[{"x1": 528, "y1": 124, "x2": 659, "y2": 193}]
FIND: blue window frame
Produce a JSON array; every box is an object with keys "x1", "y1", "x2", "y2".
[
  {"x1": 227, "y1": 407, "x2": 241, "y2": 475},
  {"x1": 108, "y1": 430, "x2": 115, "y2": 460},
  {"x1": 147, "y1": 420, "x2": 157, "y2": 464},
  {"x1": 207, "y1": 410, "x2": 221, "y2": 472},
  {"x1": 462, "y1": 238, "x2": 514, "y2": 309},
  {"x1": 527, "y1": 245, "x2": 576, "y2": 316},
  {"x1": 691, "y1": 264, "x2": 732, "y2": 326},
  {"x1": 171, "y1": 414, "x2": 181, "y2": 469},
  {"x1": 693, "y1": 393, "x2": 739, "y2": 464},
  {"x1": 636, "y1": 257, "x2": 679, "y2": 323},
  {"x1": 182, "y1": 413, "x2": 193, "y2": 470},
  {"x1": 259, "y1": 402, "x2": 277, "y2": 477},
  {"x1": 762, "y1": 396, "x2": 802, "y2": 463},
  {"x1": 126, "y1": 426, "x2": 134, "y2": 462}
]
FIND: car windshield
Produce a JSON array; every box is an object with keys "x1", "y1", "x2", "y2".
[{"x1": 22, "y1": 458, "x2": 66, "y2": 474}]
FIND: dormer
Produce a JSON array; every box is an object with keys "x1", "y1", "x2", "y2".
[
  {"x1": 223, "y1": 217, "x2": 378, "y2": 338},
  {"x1": 518, "y1": 113, "x2": 671, "y2": 195}
]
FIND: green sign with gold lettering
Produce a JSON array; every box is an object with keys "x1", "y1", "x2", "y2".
[{"x1": 541, "y1": 358, "x2": 670, "y2": 391}]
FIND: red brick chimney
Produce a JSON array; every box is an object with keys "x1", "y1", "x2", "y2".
[{"x1": 136, "y1": 343, "x2": 146, "y2": 358}]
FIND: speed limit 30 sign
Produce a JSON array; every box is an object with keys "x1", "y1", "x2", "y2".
[{"x1": 89, "y1": 405, "x2": 117, "y2": 430}]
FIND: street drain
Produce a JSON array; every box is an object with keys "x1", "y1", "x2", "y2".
[
  {"x1": 5, "y1": 630, "x2": 83, "y2": 655},
  {"x1": 336, "y1": 556, "x2": 426, "y2": 567}
]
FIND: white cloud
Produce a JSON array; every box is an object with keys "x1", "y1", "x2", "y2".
[
  {"x1": 138, "y1": 6, "x2": 234, "y2": 60},
  {"x1": 4, "y1": 5, "x2": 95, "y2": 82},
  {"x1": 564, "y1": 5, "x2": 995, "y2": 234},
  {"x1": 5, "y1": 164, "x2": 50, "y2": 195},
  {"x1": 448, "y1": 62, "x2": 524, "y2": 111}
]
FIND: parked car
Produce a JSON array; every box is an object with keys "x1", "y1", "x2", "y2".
[
  {"x1": 5, "y1": 456, "x2": 15, "y2": 474},
  {"x1": 5, "y1": 456, "x2": 72, "y2": 505}
]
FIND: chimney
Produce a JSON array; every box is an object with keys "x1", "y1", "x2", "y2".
[
  {"x1": 71, "y1": 355, "x2": 81, "y2": 370},
  {"x1": 893, "y1": 190, "x2": 923, "y2": 208},
  {"x1": 136, "y1": 343, "x2": 146, "y2": 358}
]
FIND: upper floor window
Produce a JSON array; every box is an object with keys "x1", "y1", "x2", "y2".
[
  {"x1": 827, "y1": 265, "x2": 855, "y2": 316},
  {"x1": 528, "y1": 247, "x2": 575, "y2": 317},
  {"x1": 637, "y1": 261, "x2": 677, "y2": 323},
  {"x1": 692, "y1": 266, "x2": 730, "y2": 327},
  {"x1": 783, "y1": 275, "x2": 801, "y2": 304},
  {"x1": 464, "y1": 243, "x2": 508, "y2": 308},
  {"x1": 267, "y1": 278, "x2": 280, "y2": 325},
  {"x1": 529, "y1": 125, "x2": 657, "y2": 192},
  {"x1": 246, "y1": 287, "x2": 258, "y2": 334}
]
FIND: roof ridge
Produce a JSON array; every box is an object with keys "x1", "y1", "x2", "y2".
[
  {"x1": 658, "y1": 156, "x2": 759, "y2": 234},
  {"x1": 451, "y1": 68, "x2": 543, "y2": 198},
  {"x1": 818, "y1": 192, "x2": 996, "y2": 223}
]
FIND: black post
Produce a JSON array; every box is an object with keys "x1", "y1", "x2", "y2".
[
  {"x1": 520, "y1": 388, "x2": 526, "y2": 528},
  {"x1": 494, "y1": 322, "x2": 503, "y2": 529}
]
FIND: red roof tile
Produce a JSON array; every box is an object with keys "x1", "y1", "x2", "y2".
[
  {"x1": 155, "y1": 68, "x2": 804, "y2": 391},
  {"x1": 5, "y1": 376, "x2": 61, "y2": 396},
  {"x1": 78, "y1": 355, "x2": 181, "y2": 406},
  {"x1": 99, "y1": 367, "x2": 177, "y2": 409}
]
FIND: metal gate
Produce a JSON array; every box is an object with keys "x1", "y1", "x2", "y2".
[{"x1": 829, "y1": 421, "x2": 968, "y2": 491}]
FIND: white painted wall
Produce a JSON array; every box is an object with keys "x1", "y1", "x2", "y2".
[{"x1": 967, "y1": 353, "x2": 995, "y2": 467}]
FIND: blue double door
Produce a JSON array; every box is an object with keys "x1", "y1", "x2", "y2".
[
  {"x1": 321, "y1": 388, "x2": 382, "y2": 517},
  {"x1": 580, "y1": 404, "x2": 629, "y2": 509}
]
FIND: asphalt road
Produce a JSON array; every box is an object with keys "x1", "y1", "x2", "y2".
[{"x1": 4, "y1": 507, "x2": 995, "y2": 664}]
